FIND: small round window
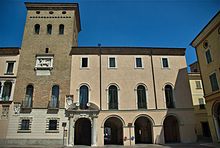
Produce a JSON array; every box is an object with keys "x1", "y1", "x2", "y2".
[
  {"x1": 36, "y1": 11, "x2": 40, "y2": 14},
  {"x1": 62, "y1": 11, "x2": 66, "y2": 14},
  {"x1": 203, "y1": 41, "x2": 208, "y2": 49},
  {"x1": 49, "y1": 11, "x2": 54, "y2": 14}
]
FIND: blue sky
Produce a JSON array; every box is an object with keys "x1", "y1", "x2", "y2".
[{"x1": 0, "y1": 0, "x2": 219, "y2": 67}]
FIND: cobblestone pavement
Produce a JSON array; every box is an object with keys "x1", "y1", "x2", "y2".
[{"x1": 0, "y1": 143, "x2": 219, "y2": 148}]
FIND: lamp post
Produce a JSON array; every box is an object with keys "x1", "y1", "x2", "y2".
[{"x1": 62, "y1": 122, "x2": 67, "y2": 146}]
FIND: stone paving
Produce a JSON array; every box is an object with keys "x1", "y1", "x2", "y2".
[{"x1": 0, "y1": 143, "x2": 220, "y2": 148}]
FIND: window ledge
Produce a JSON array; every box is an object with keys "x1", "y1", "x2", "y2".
[
  {"x1": 162, "y1": 67, "x2": 170, "y2": 70},
  {"x1": 80, "y1": 67, "x2": 90, "y2": 70},
  {"x1": 108, "y1": 67, "x2": 117, "y2": 69},
  {"x1": 34, "y1": 67, "x2": 53, "y2": 70},
  {"x1": 45, "y1": 130, "x2": 59, "y2": 133},
  {"x1": 4, "y1": 73, "x2": 14, "y2": 75},
  {"x1": 35, "y1": 54, "x2": 54, "y2": 57},
  {"x1": 134, "y1": 67, "x2": 144, "y2": 69},
  {"x1": 0, "y1": 100, "x2": 12, "y2": 104},
  {"x1": 137, "y1": 108, "x2": 148, "y2": 110},
  {"x1": 17, "y1": 130, "x2": 31, "y2": 133}
]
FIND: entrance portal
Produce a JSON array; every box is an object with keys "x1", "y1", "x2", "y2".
[
  {"x1": 163, "y1": 115, "x2": 180, "y2": 143},
  {"x1": 134, "y1": 116, "x2": 152, "y2": 144},
  {"x1": 104, "y1": 117, "x2": 123, "y2": 145},
  {"x1": 213, "y1": 102, "x2": 220, "y2": 140},
  {"x1": 74, "y1": 118, "x2": 91, "y2": 146}
]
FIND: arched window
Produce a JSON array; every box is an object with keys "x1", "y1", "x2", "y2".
[
  {"x1": 79, "y1": 85, "x2": 89, "y2": 109},
  {"x1": 24, "y1": 85, "x2": 33, "y2": 107},
  {"x1": 137, "y1": 85, "x2": 147, "y2": 109},
  {"x1": 34, "y1": 24, "x2": 40, "y2": 34},
  {"x1": 51, "y1": 85, "x2": 59, "y2": 108},
  {"x1": 59, "y1": 24, "x2": 64, "y2": 34},
  {"x1": 2, "y1": 81, "x2": 12, "y2": 101},
  {"x1": 108, "y1": 85, "x2": 118, "y2": 110},
  {"x1": 47, "y1": 24, "x2": 52, "y2": 35},
  {"x1": 165, "y1": 85, "x2": 175, "y2": 108}
]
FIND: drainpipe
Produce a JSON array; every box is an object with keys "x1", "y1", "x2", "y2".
[
  {"x1": 150, "y1": 49, "x2": 158, "y2": 109},
  {"x1": 98, "y1": 44, "x2": 102, "y2": 110}
]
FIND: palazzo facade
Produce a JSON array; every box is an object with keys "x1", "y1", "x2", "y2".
[
  {"x1": 191, "y1": 11, "x2": 220, "y2": 142},
  {"x1": 0, "y1": 2, "x2": 197, "y2": 146}
]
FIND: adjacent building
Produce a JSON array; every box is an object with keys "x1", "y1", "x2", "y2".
[
  {"x1": 188, "y1": 62, "x2": 211, "y2": 141},
  {"x1": 0, "y1": 2, "x2": 197, "y2": 146},
  {"x1": 0, "y1": 47, "x2": 20, "y2": 141},
  {"x1": 191, "y1": 11, "x2": 220, "y2": 142}
]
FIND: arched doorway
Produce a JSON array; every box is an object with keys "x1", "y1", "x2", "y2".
[
  {"x1": 74, "y1": 118, "x2": 91, "y2": 146},
  {"x1": 163, "y1": 115, "x2": 180, "y2": 143},
  {"x1": 104, "y1": 117, "x2": 123, "y2": 145},
  {"x1": 213, "y1": 102, "x2": 220, "y2": 140},
  {"x1": 134, "y1": 116, "x2": 153, "y2": 144}
]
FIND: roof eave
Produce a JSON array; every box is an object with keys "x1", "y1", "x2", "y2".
[{"x1": 190, "y1": 11, "x2": 220, "y2": 48}]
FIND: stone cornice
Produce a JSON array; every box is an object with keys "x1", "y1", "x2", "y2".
[
  {"x1": 70, "y1": 47, "x2": 186, "y2": 56},
  {"x1": 0, "y1": 47, "x2": 20, "y2": 55}
]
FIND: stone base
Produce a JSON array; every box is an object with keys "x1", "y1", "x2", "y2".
[{"x1": 0, "y1": 139, "x2": 63, "y2": 145}]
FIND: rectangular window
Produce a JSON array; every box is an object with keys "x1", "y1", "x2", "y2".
[
  {"x1": 198, "y1": 98, "x2": 205, "y2": 109},
  {"x1": 6, "y1": 62, "x2": 14, "y2": 74},
  {"x1": 195, "y1": 81, "x2": 202, "y2": 89},
  {"x1": 162, "y1": 58, "x2": 169, "y2": 68},
  {"x1": 21, "y1": 119, "x2": 30, "y2": 130},
  {"x1": 209, "y1": 73, "x2": 219, "y2": 92},
  {"x1": 49, "y1": 120, "x2": 57, "y2": 130},
  {"x1": 136, "y1": 57, "x2": 143, "y2": 68},
  {"x1": 109, "y1": 57, "x2": 116, "y2": 68},
  {"x1": 205, "y1": 50, "x2": 212, "y2": 64},
  {"x1": 46, "y1": 118, "x2": 59, "y2": 133},
  {"x1": 18, "y1": 117, "x2": 32, "y2": 133},
  {"x1": 81, "y1": 57, "x2": 88, "y2": 68}
]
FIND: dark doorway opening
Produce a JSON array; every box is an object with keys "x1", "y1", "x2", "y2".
[
  {"x1": 74, "y1": 118, "x2": 91, "y2": 146},
  {"x1": 163, "y1": 116, "x2": 180, "y2": 143},
  {"x1": 104, "y1": 117, "x2": 123, "y2": 145},
  {"x1": 135, "y1": 116, "x2": 153, "y2": 144},
  {"x1": 201, "y1": 122, "x2": 211, "y2": 137}
]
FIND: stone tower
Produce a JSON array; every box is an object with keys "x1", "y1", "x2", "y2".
[{"x1": 13, "y1": 2, "x2": 80, "y2": 109}]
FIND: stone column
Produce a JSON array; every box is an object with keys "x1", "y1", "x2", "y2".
[
  {"x1": 9, "y1": 80, "x2": 15, "y2": 101},
  {"x1": 91, "y1": 116, "x2": 97, "y2": 146},
  {"x1": 0, "y1": 81, "x2": 5, "y2": 100},
  {"x1": 68, "y1": 116, "x2": 74, "y2": 146}
]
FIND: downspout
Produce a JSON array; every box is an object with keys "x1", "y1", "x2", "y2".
[
  {"x1": 98, "y1": 44, "x2": 102, "y2": 110},
  {"x1": 150, "y1": 49, "x2": 158, "y2": 109}
]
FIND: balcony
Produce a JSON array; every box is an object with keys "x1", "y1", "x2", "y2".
[
  {"x1": 0, "y1": 96, "x2": 12, "y2": 104},
  {"x1": 21, "y1": 96, "x2": 32, "y2": 113},
  {"x1": 47, "y1": 97, "x2": 59, "y2": 114}
]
